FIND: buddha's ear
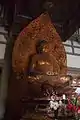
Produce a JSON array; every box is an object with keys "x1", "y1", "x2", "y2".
[{"x1": 36, "y1": 45, "x2": 41, "y2": 53}]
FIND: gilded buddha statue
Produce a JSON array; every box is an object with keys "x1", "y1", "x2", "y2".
[
  {"x1": 29, "y1": 40, "x2": 60, "y2": 75},
  {"x1": 28, "y1": 40, "x2": 60, "y2": 80},
  {"x1": 27, "y1": 40, "x2": 70, "y2": 97},
  {"x1": 27, "y1": 40, "x2": 60, "y2": 96}
]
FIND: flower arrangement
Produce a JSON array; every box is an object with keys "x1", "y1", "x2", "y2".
[{"x1": 48, "y1": 92, "x2": 80, "y2": 119}]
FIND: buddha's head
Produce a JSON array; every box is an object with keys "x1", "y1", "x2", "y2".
[{"x1": 36, "y1": 40, "x2": 49, "y2": 53}]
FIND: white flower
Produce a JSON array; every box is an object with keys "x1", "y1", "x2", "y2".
[
  {"x1": 59, "y1": 100, "x2": 63, "y2": 106},
  {"x1": 49, "y1": 101, "x2": 59, "y2": 110}
]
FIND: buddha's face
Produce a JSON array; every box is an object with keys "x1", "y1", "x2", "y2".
[
  {"x1": 37, "y1": 40, "x2": 49, "y2": 53},
  {"x1": 42, "y1": 44, "x2": 49, "y2": 53}
]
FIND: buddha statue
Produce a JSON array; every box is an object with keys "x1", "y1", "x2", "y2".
[
  {"x1": 27, "y1": 40, "x2": 71, "y2": 97},
  {"x1": 28, "y1": 40, "x2": 60, "y2": 77},
  {"x1": 27, "y1": 40, "x2": 61, "y2": 97}
]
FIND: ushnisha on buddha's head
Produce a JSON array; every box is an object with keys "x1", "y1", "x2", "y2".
[{"x1": 36, "y1": 40, "x2": 50, "y2": 53}]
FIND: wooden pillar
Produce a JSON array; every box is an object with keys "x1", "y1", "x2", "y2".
[{"x1": 0, "y1": 37, "x2": 14, "y2": 119}]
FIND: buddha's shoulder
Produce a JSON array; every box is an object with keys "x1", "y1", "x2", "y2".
[{"x1": 49, "y1": 54, "x2": 58, "y2": 60}]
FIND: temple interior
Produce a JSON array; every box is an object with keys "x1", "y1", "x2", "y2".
[{"x1": 0, "y1": 1, "x2": 80, "y2": 120}]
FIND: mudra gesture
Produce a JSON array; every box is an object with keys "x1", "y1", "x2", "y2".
[{"x1": 28, "y1": 40, "x2": 60, "y2": 82}]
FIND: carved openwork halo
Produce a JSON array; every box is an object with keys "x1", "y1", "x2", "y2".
[{"x1": 12, "y1": 13, "x2": 67, "y2": 75}]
